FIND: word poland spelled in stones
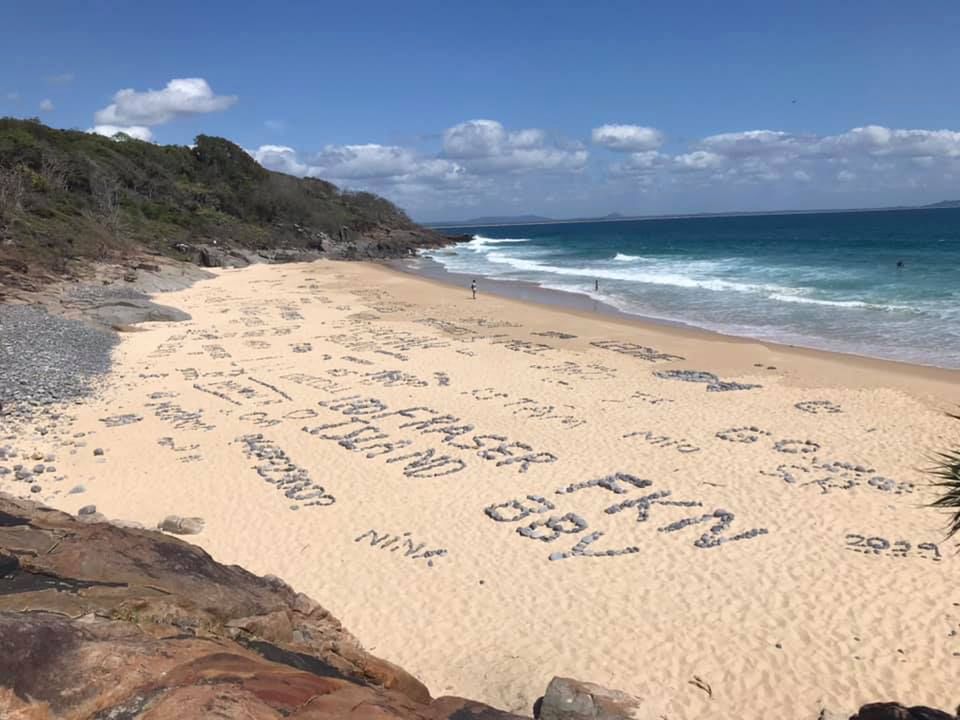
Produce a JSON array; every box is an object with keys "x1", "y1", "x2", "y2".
[
  {"x1": 354, "y1": 528, "x2": 447, "y2": 568},
  {"x1": 485, "y1": 472, "x2": 767, "y2": 561}
]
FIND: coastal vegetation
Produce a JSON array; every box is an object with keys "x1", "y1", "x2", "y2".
[
  {"x1": 930, "y1": 411, "x2": 960, "y2": 538},
  {"x1": 0, "y1": 117, "x2": 421, "y2": 284}
]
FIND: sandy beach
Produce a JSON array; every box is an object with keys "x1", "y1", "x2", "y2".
[{"x1": 3, "y1": 259, "x2": 960, "y2": 719}]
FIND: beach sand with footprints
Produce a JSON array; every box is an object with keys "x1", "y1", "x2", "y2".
[{"x1": 3, "y1": 260, "x2": 960, "y2": 719}]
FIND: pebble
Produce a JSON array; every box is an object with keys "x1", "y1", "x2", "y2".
[
  {"x1": 157, "y1": 515, "x2": 205, "y2": 535},
  {"x1": 78, "y1": 505, "x2": 97, "y2": 515},
  {"x1": 93, "y1": 448, "x2": 104, "y2": 456},
  {"x1": 30, "y1": 484, "x2": 41, "y2": 493},
  {"x1": 68, "y1": 485, "x2": 86, "y2": 494},
  {"x1": 0, "y1": 305, "x2": 118, "y2": 418}
]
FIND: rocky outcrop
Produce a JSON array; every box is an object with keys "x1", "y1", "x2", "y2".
[
  {"x1": 535, "y1": 677, "x2": 641, "y2": 719},
  {"x1": 850, "y1": 704, "x2": 957, "y2": 720},
  {"x1": 1, "y1": 492, "x2": 954, "y2": 720},
  {"x1": 322, "y1": 228, "x2": 466, "y2": 261},
  {"x1": 0, "y1": 493, "x2": 523, "y2": 719}
]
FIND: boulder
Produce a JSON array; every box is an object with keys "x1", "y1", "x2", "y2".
[
  {"x1": 851, "y1": 703, "x2": 956, "y2": 720},
  {"x1": 536, "y1": 676, "x2": 642, "y2": 720},
  {"x1": 198, "y1": 246, "x2": 225, "y2": 268},
  {"x1": 157, "y1": 514, "x2": 205, "y2": 535},
  {"x1": 0, "y1": 493, "x2": 524, "y2": 719}
]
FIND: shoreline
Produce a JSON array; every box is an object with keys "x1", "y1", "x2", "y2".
[{"x1": 384, "y1": 256, "x2": 960, "y2": 397}]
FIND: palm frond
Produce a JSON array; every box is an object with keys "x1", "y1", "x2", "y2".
[{"x1": 929, "y1": 410, "x2": 960, "y2": 539}]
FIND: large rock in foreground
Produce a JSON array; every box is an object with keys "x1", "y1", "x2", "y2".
[
  {"x1": 1, "y1": 493, "x2": 955, "y2": 719},
  {"x1": 0, "y1": 493, "x2": 523, "y2": 719}
]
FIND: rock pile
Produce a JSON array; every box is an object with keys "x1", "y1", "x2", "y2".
[{"x1": 0, "y1": 305, "x2": 117, "y2": 414}]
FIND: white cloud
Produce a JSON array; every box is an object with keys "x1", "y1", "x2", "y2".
[
  {"x1": 837, "y1": 169, "x2": 857, "y2": 182},
  {"x1": 508, "y1": 128, "x2": 546, "y2": 149},
  {"x1": 249, "y1": 145, "x2": 307, "y2": 176},
  {"x1": 251, "y1": 143, "x2": 464, "y2": 186},
  {"x1": 592, "y1": 124, "x2": 663, "y2": 152},
  {"x1": 793, "y1": 169, "x2": 811, "y2": 182},
  {"x1": 699, "y1": 130, "x2": 805, "y2": 162},
  {"x1": 89, "y1": 124, "x2": 154, "y2": 142},
  {"x1": 815, "y1": 125, "x2": 960, "y2": 159},
  {"x1": 39, "y1": 98, "x2": 54, "y2": 112},
  {"x1": 442, "y1": 119, "x2": 509, "y2": 158},
  {"x1": 610, "y1": 151, "x2": 669, "y2": 177},
  {"x1": 673, "y1": 150, "x2": 724, "y2": 170},
  {"x1": 313, "y1": 144, "x2": 464, "y2": 182},
  {"x1": 94, "y1": 78, "x2": 236, "y2": 127},
  {"x1": 442, "y1": 119, "x2": 587, "y2": 173}
]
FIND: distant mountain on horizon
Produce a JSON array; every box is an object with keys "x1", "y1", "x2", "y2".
[
  {"x1": 452, "y1": 214, "x2": 554, "y2": 225},
  {"x1": 424, "y1": 202, "x2": 960, "y2": 228}
]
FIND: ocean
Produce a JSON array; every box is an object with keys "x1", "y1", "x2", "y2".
[{"x1": 420, "y1": 208, "x2": 960, "y2": 369}]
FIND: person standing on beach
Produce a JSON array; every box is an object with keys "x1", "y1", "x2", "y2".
[
  {"x1": 471, "y1": 279, "x2": 477, "y2": 299},
  {"x1": 595, "y1": 278, "x2": 599, "y2": 291}
]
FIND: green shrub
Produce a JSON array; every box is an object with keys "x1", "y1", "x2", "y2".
[{"x1": 930, "y1": 411, "x2": 960, "y2": 538}]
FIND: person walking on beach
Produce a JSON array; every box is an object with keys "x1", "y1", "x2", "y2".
[
  {"x1": 595, "y1": 278, "x2": 599, "y2": 292},
  {"x1": 471, "y1": 279, "x2": 477, "y2": 299}
]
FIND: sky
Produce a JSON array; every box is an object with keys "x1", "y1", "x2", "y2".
[{"x1": 3, "y1": 1, "x2": 960, "y2": 221}]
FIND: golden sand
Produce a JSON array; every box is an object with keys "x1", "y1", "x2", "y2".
[{"x1": 5, "y1": 259, "x2": 960, "y2": 718}]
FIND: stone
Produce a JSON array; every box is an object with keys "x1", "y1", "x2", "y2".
[
  {"x1": 850, "y1": 704, "x2": 956, "y2": 720},
  {"x1": 29, "y1": 485, "x2": 41, "y2": 494},
  {"x1": 93, "y1": 448, "x2": 105, "y2": 456},
  {"x1": 78, "y1": 504, "x2": 97, "y2": 515},
  {"x1": 157, "y1": 515, "x2": 206, "y2": 535},
  {"x1": 537, "y1": 676, "x2": 642, "y2": 720},
  {"x1": 0, "y1": 492, "x2": 524, "y2": 720}
]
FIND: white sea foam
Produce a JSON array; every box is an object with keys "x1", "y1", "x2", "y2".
[
  {"x1": 483, "y1": 251, "x2": 788, "y2": 295},
  {"x1": 767, "y1": 293, "x2": 913, "y2": 312},
  {"x1": 466, "y1": 235, "x2": 532, "y2": 251},
  {"x1": 440, "y1": 242, "x2": 926, "y2": 316}
]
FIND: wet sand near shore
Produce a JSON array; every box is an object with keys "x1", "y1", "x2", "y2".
[{"x1": 2, "y1": 259, "x2": 959, "y2": 719}]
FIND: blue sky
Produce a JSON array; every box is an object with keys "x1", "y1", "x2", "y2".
[{"x1": 3, "y1": 1, "x2": 960, "y2": 220}]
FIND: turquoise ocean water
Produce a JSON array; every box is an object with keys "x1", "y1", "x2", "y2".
[{"x1": 426, "y1": 208, "x2": 960, "y2": 368}]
